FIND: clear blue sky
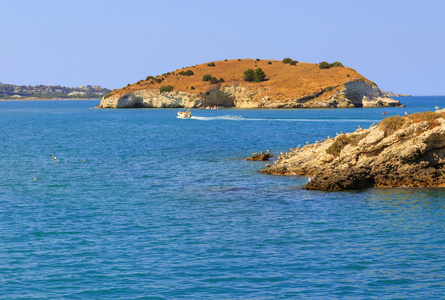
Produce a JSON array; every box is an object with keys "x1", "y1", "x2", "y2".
[{"x1": 1, "y1": 0, "x2": 444, "y2": 95}]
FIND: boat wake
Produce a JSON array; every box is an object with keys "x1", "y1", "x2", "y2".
[
  {"x1": 189, "y1": 115, "x2": 379, "y2": 122},
  {"x1": 190, "y1": 115, "x2": 243, "y2": 121}
]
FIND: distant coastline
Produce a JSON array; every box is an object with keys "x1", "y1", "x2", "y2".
[
  {"x1": 382, "y1": 90, "x2": 412, "y2": 97},
  {"x1": 0, "y1": 83, "x2": 110, "y2": 100}
]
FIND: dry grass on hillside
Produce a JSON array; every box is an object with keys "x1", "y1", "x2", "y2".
[
  {"x1": 110, "y1": 59, "x2": 370, "y2": 101},
  {"x1": 378, "y1": 111, "x2": 445, "y2": 135}
]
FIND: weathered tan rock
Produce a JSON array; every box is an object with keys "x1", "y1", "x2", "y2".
[
  {"x1": 100, "y1": 80, "x2": 403, "y2": 109},
  {"x1": 246, "y1": 152, "x2": 273, "y2": 161},
  {"x1": 261, "y1": 111, "x2": 445, "y2": 190}
]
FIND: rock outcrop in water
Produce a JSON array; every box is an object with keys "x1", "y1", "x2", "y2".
[
  {"x1": 261, "y1": 110, "x2": 445, "y2": 190},
  {"x1": 246, "y1": 152, "x2": 273, "y2": 161},
  {"x1": 100, "y1": 59, "x2": 403, "y2": 109}
]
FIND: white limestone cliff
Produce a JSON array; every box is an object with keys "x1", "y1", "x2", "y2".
[{"x1": 100, "y1": 80, "x2": 403, "y2": 109}]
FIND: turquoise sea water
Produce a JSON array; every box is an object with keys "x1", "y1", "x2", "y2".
[{"x1": 1, "y1": 97, "x2": 445, "y2": 299}]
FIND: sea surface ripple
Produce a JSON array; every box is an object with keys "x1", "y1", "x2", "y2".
[{"x1": 1, "y1": 97, "x2": 445, "y2": 299}]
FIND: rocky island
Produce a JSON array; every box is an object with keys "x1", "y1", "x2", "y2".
[
  {"x1": 261, "y1": 110, "x2": 445, "y2": 190},
  {"x1": 100, "y1": 59, "x2": 403, "y2": 109}
]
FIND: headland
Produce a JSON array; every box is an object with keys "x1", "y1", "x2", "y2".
[{"x1": 261, "y1": 110, "x2": 445, "y2": 190}]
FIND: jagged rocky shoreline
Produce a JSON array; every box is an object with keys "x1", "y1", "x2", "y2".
[{"x1": 261, "y1": 110, "x2": 445, "y2": 190}]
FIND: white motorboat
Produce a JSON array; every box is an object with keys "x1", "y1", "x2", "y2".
[{"x1": 177, "y1": 110, "x2": 192, "y2": 119}]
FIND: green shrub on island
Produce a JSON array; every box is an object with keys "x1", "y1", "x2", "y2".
[
  {"x1": 179, "y1": 70, "x2": 194, "y2": 76},
  {"x1": 326, "y1": 135, "x2": 348, "y2": 157},
  {"x1": 202, "y1": 74, "x2": 212, "y2": 81},
  {"x1": 319, "y1": 61, "x2": 345, "y2": 69},
  {"x1": 207, "y1": 62, "x2": 216, "y2": 67},
  {"x1": 408, "y1": 111, "x2": 443, "y2": 129},
  {"x1": 319, "y1": 61, "x2": 331, "y2": 69},
  {"x1": 268, "y1": 61, "x2": 272, "y2": 65},
  {"x1": 256, "y1": 58, "x2": 260, "y2": 61},
  {"x1": 326, "y1": 133, "x2": 367, "y2": 157},
  {"x1": 159, "y1": 85, "x2": 174, "y2": 93},
  {"x1": 331, "y1": 61, "x2": 344, "y2": 67},
  {"x1": 377, "y1": 112, "x2": 443, "y2": 136},
  {"x1": 190, "y1": 86, "x2": 195, "y2": 90},
  {"x1": 282, "y1": 58, "x2": 292, "y2": 64},
  {"x1": 289, "y1": 60, "x2": 298, "y2": 65},
  {"x1": 243, "y1": 68, "x2": 255, "y2": 81},
  {"x1": 253, "y1": 68, "x2": 266, "y2": 82},
  {"x1": 202, "y1": 74, "x2": 224, "y2": 84},
  {"x1": 243, "y1": 68, "x2": 267, "y2": 82},
  {"x1": 378, "y1": 115, "x2": 405, "y2": 135},
  {"x1": 326, "y1": 86, "x2": 333, "y2": 91},
  {"x1": 146, "y1": 76, "x2": 155, "y2": 81}
]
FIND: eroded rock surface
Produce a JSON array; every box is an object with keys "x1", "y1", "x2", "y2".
[
  {"x1": 100, "y1": 80, "x2": 402, "y2": 109},
  {"x1": 261, "y1": 111, "x2": 445, "y2": 190}
]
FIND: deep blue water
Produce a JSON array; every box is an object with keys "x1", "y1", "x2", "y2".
[{"x1": 1, "y1": 97, "x2": 445, "y2": 299}]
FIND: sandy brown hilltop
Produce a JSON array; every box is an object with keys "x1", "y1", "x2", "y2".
[
  {"x1": 110, "y1": 59, "x2": 368, "y2": 100},
  {"x1": 100, "y1": 59, "x2": 402, "y2": 109}
]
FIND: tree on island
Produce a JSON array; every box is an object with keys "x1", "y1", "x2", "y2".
[
  {"x1": 243, "y1": 68, "x2": 255, "y2": 81},
  {"x1": 319, "y1": 61, "x2": 331, "y2": 69},
  {"x1": 243, "y1": 68, "x2": 267, "y2": 82},
  {"x1": 253, "y1": 68, "x2": 266, "y2": 82},
  {"x1": 282, "y1": 58, "x2": 292, "y2": 64}
]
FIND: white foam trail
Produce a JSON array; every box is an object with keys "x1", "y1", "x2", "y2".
[
  {"x1": 191, "y1": 115, "x2": 243, "y2": 121},
  {"x1": 188, "y1": 115, "x2": 379, "y2": 122}
]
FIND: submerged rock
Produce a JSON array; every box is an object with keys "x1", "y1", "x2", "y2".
[{"x1": 261, "y1": 110, "x2": 445, "y2": 190}]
